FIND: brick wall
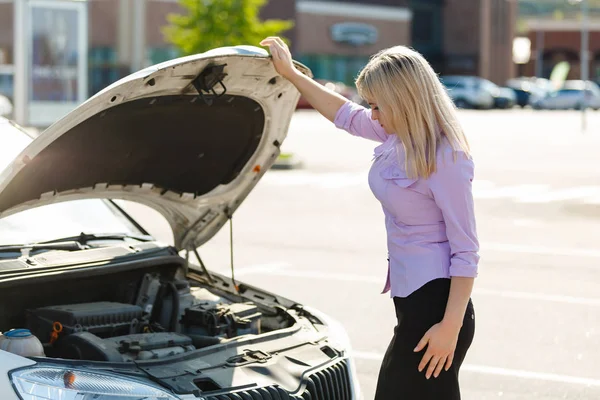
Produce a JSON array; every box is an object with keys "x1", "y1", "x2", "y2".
[
  {"x1": 442, "y1": 0, "x2": 515, "y2": 84},
  {"x1": 524, "y1": 29, "x2": 600, "y2": 79},
  {"x1": 261, "y1": 0, "x2": 297, "y2": 50},
  {"x1": 486, "y1": 0, "x2": 517, "y2": 84},
  {"x1": 0, "y1": 3, "x2": 13, "y2": 63},
  {"x1": 89, "y1": 0, "x2": 119, "y2": 47},
  {"x1": 443, "y1": 0, "x2": 480, "y2": 56}
]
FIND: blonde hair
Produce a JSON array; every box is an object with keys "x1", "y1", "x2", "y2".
[{"x1": 356, "y1": 46, "x2": 470, "y2": 179}]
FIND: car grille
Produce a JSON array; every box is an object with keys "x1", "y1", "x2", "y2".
[{"x1": 204, "y1": 358, "x2": 352, "y2": 400}]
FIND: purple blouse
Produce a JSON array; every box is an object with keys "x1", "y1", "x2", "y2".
[{"x1": 334, "y1": 101, "x2": 479, "y2": 297}]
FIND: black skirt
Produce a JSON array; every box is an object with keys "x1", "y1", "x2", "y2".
[{"x1": 374, "y1": 278, "x2": 475, "y2": 400}]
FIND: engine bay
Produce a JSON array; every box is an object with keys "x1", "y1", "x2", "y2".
[{"x1": 0, "y1": 254, "x2": 296, "y2": 363}]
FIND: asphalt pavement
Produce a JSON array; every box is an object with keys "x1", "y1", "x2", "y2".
[{"x1": 123, "y1": 108, "x2": 600, "y2": 400}]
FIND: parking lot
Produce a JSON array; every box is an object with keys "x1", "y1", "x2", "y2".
[{"x1": 123, "y1": 107, "x2": 600, "y2": 400}]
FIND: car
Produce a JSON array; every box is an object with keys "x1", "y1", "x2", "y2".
[
  {"x1": 494, "y1": 87, "x2": 517, "y2": 109},
  {"x1": 296, "y1": 79, "x2": 361, "y2": 109},
  {"x1": 505, "y1": 80, "x2": 548, "y2": 108},
  {"x1": 0, "y1": 46, "x2": 361, "y2": 400},
  {"x1": 0, "y1": 93, "x2": 12, "y2": 118},
  {"x1": 531, "y1": 80, "x2": 600, "y2": 110},
  {"x1": 440, "y1": 75, "x2": 495, "y2": 109}
]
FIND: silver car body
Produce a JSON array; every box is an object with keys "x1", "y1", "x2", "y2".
[{"x1": 532, "y1": 80, "x2": 600, "y2": 110}]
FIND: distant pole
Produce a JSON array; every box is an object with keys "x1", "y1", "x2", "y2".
[
  {"x1": 533, "y1": 1, "x2": 544, "y2": 78},
  {"x1": 535, "y1": 29, "x2": 544, "y2": 78},
  {"x1": 13, "y1": 0, "x2": 27, "y2": 126},
  {"x1": 580, "y1": 0, "x2": 589, "y2": 132},
  {"x1": 132, "y1": 0, "x2": 146, "y2": 72}
]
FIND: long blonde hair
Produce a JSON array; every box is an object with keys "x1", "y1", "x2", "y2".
[{"x1": 356, "y1": 46, "x2": 470, "y2": 179}]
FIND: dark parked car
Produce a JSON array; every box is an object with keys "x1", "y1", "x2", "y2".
[{"x1": 506, "y1": 80, "x2": 548, "y2": 108}]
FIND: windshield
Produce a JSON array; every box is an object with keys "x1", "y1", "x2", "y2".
[{"x1": 0, "y1": 199, "x2": 144, "y2": 245}]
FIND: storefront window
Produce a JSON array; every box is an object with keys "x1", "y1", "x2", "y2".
[
  {"x1": 410, "y1": 1, "x2": 443, "y2": 64},
  {"x1": 88, "y1": 47, "x2": 128, "y2": 96},
  {"x1": 413, "y1": 9, "x2": 434, "y2": 43},
  {"x1": 0, "y1": 66, "x2": 14, "y2": 100},
  {"x1": 296, "y1": 54, "x2": 370, "y2": 87},
  {"x1": 148, "y1": 47, "x2": 180, "y2": 65}
]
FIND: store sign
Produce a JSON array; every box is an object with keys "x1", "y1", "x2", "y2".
[{"x1": 330, "y1": 23, "x2": 378, "y2": 46}]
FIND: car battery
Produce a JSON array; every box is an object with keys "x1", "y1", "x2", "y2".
[{"x1": 182, "y1": 302, "x2": 261, "y2": 338}]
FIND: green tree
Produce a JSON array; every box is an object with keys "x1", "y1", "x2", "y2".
[{"x1": 163, "y1": 0, "x2": 294, "y2": 56}]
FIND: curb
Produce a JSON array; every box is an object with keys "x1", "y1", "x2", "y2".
[{"x1": 272, "y1": 153, "x2": 303, "y2": 170}]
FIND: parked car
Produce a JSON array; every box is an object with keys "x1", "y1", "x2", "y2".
[
  {"x1": 0, "y1": 47, "x2": 360, "y2": 400},
  {"x1": 531, "y1": 80, "x2": 600, "y2": 110},
  {"x1": 0, "y1": 93, "x2": 12, "y2": 118},
  {"x1": 297, "y1": 79, "x2": 361, "y2": 109},
  {"x1": 440, "y1": 75, "x2": 495, "y2": 109},
  {"x1": 494, "y1": 87, "x2": 517, "y2": 109},
  {"x1": 505, "y1": 80, "x2": 548, "y2": 108}
]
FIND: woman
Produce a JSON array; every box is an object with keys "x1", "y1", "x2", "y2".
[{"x1": 260, "y1": 37, "x2": 478, "y2": 399}]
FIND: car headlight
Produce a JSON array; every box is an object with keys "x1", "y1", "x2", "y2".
[{"x1": 11, "y1": 366, "x2": 179, "y2": 400}]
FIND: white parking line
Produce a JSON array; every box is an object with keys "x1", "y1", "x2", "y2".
[
  {"x1": 482, "y1": 242, "x2": 600, "y2": 258},
  {"x1": 474, "y1": 288, "x2": 600, "y2": 306},
  {"x1": 231, "y1": 267, "x2": 600, "y2": 306},
  {"x1": 262, "y1": 172, "x2": 600, "y2": 205},
  {"x1": 352, "y1": 351, "x2": 600, "y2": 387}
]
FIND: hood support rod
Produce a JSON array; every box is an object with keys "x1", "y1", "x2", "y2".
[{"x1": 227, "y1": 208, "x2": 240, "y2": 293}]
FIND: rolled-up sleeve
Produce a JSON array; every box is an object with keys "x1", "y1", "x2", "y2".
[
  {"x1": 333, "y1": 101, "x2": 388, "y2": 143},
  {"x1": 429, "y1": 151, "x2": 480, "y2": 278}
]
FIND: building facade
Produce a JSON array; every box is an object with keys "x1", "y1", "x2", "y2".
[
  {"x1": 291, "y1": 0, "x2": 412, "y2": 85},
  {"x1": 522, "y1": 20, "x2": 600, "y2": 82},
  {"x1": 0, "y1": 0, "x2": 517, "y2": 108}
]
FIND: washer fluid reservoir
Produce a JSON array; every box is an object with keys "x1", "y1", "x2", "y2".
[{"x1": 0, "y1": 329, "x2": 45, "y2": 357}]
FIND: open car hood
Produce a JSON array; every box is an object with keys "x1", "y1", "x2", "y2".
[{"x1": 0, "y1": 46, "x2": 310, "y2": 250}]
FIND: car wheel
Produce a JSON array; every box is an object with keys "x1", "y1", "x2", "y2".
[{"x1": 454, "y1": 99, "x2": 470, "y2": 109}]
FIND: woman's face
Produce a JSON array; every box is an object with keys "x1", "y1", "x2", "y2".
[{"x1": 368, "y1": 101, "x2": 393, "y2": 134}]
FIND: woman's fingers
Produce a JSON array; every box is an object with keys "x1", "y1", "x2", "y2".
[
  {"x1": 445, "y1": 351, "x2": 454, "y2": 371},
  {"x1": 261, "y1": 36, "x2": 296, "y2": 78},
  {"x1": 426, "y1": 355, "x2": 441, "y2": 379},
  {"x1": 269, "y1": 45, "x2": 279, "y2": 58},
  {"x1": 433, "y1": 355, "x2": 447, "y2": 378},
  {"x1": 418, "y1": 351, "x2": 433, "y2": 372},
  {"x1": 274, "y1": 36, "x2": 287, "y2": 49}
]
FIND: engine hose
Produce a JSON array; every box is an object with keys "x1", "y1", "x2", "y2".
[
  {"x1": 168, "y1": 282, "x2": 180, "y2": 332},
  {"x1": 187, "y1": 334, "x2": 224, "y2": 349},
  {"x1": 150, "y1": 283, "x2": 167, "y2": 323}
]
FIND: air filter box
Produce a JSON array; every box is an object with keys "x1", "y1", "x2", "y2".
[{"x1": 27, "y1": 302, "x2": 143, "y2": 342}]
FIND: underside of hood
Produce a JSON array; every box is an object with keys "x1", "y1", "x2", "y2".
[{"x1": 0, "y1": 46, "x2": 311, "y2": 250}]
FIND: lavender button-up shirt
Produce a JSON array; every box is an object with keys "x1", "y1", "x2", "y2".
[{"x1": 334, "y1": 101, "x2": 480, "y2": 298}]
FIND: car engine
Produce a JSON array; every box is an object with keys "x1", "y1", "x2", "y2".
[{"x1": 21, "y1": 273, "x2": 265, "y2": 362}]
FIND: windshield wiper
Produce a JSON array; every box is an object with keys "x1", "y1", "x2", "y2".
[
  {"x1": 38, "y1": 232, "x2": 154, "y2": 245},
  {"x1": 0, "y1": 241, "x2": 86, "y2": 253},
  {"x1": 0, "y1": 233, "x2": 154, "y2": 255}
]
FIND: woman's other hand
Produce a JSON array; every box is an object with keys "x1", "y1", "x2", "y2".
[{"x1": 414, "y1": 320, "x2": 461, "y2": 379}]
